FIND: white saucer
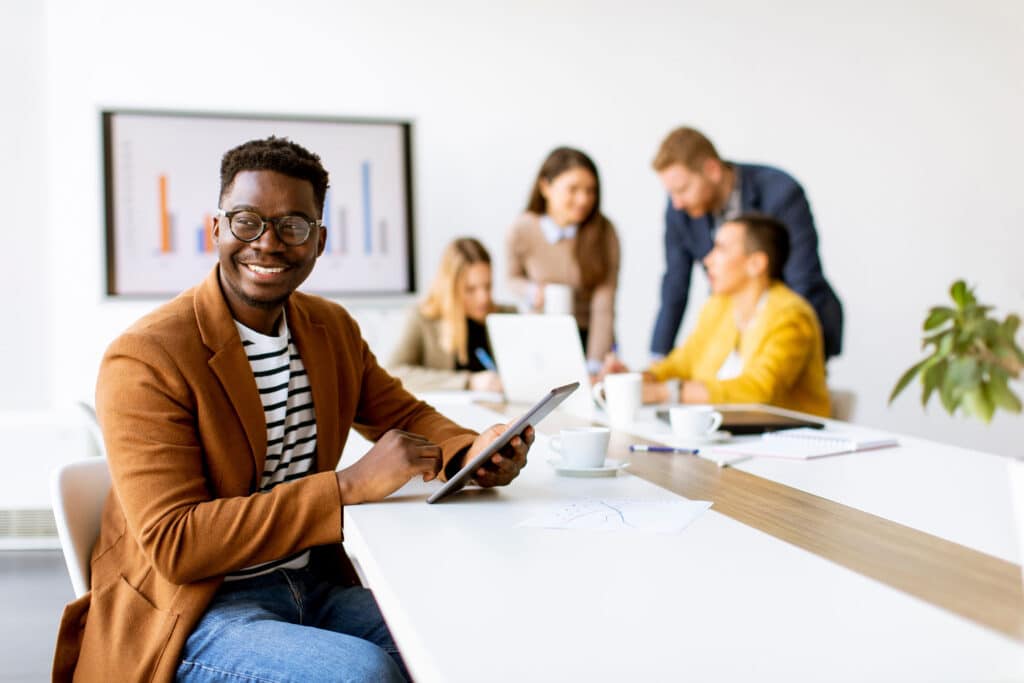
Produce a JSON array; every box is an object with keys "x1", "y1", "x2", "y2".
[
  {"x1": 547, "y1": 457, "x2": 628, "y2": 477},
  {"x1": 668, "y1": 430, "x2": 732, "y2": 446}
]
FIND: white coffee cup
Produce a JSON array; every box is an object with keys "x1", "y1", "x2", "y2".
[
  {"x1": 592, "y1": 373, "x2": 643, "y2": 428},
  {"x1": 543, "y1": 283, "x2": 573, "y2": 316},
  {"x1": 549, "y1": 427, "x2": 610, "y2": 468},
  {"x1": 669, "y1": 406, "x2": 723, "y2": 439}
]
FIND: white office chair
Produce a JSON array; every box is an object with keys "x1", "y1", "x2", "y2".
[
  {"x1": 75, "y1": 400, "x2": 106, "y2": 458},
  {"x1": 50, "y1": 458, "x2": 112, "y2": 598}
]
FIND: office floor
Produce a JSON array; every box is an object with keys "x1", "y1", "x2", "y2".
[{"x1": 0, "y1": 550, "x2": 72, "y2": 682}]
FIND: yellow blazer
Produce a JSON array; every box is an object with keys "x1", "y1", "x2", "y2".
[
  {"x1": 649, "y1": 282, "x2": 831, "y2": 417},
  {"x1": 52, "y1": 267, "x2": 477, "y2": 682}
]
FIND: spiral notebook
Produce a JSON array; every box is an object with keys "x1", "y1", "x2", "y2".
[{"x1": 711, "y1": 427, "x2": 899, "y2": 460}]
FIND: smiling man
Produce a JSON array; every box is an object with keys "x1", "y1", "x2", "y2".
[
  {"x1": 53, "y1": 137, "x2": 533, "y2": 683},
  {"x1": 649, "y1": 126, "x2": 844, "y2": 362}
]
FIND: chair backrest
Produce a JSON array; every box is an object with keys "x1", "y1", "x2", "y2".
[
  {"x1": 75, "y1": 400, "x2": 106, "y2": 458},
  {"x1": 50, "y1": 458, "x2": 112, "y2": 598},
  {"x1": 829, "y1": 389, "x2": 857, "y2": 422}
]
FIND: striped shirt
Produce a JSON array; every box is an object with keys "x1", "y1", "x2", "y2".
[{"x1": 225, "y1": 314, "x2": 318, "y2": 580}]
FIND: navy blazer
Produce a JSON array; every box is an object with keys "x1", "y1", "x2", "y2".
[{"x1": 650, "y1": 163, "x2": 844, "y2": 359}]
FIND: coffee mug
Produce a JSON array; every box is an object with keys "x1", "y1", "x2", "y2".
[
  {"x1": 592, "y1": 373, "x2": 643, "y2": 428},
  {"x1": 549, "y1": 427, "x2": 610, "y2": 468},
  {"x1": 543, "y1": 283, "x2": 573, "y2": 316},
  {"x1": 669, "y1": 406, "x2": 723, "y2": 439}
]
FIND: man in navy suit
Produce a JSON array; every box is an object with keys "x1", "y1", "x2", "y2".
[{"x1": 649, "y1": 127, "x2": 843, "y2": 360}]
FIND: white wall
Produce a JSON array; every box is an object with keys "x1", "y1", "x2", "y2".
[
  {"x1": 1, "y1": 0, "x2": 50, "y2": 409},
  {"x1": 16, "y1": 0, "x2": 1024, "y2": 454}
]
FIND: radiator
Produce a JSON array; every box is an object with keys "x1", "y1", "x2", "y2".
[{"x1": 0, "y1": 410, "x2": 100, "y2": 550}]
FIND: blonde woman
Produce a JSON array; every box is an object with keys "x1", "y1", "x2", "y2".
[{"x1": 389, "y1": 237, "x2": 514, "y2": 392}]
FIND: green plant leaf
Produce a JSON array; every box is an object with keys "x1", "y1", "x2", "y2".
[
  {"x1": 963, "y1": 386, "x2": 995, "y2": 422},
  {"x1": 889, "y1": 358, "x2": 928, "y2": 403},
  {"x1": 945, "y1": 357, "x2": 980, "y2": 394},
  {"x1": 950, "y1": 280, "x2": 969, "y2": 308},
  {"x1": 988, "y1": 371, "x2": 1023, "y2": 413},
  {"x1": 921, "y1": 361, "x2": 946, "y2": 407},
  {"x1": 936, "y1": 332, "x2": 954, "y2": 357},
  {"x1": 978, "y1": 319, "x2": 1001, "y2": 345},
  {"x1": 922, "y1": 328, "x2": 951, "y2": 350},
  {"x1": 923, "y1": 307, "x2": 954, "y2": 331},
  {"x1": 939, "y1": 375, "x2": 958, "y2": 414},
  {"x1": 1005, "y1": 314, "x2": 1021, "y2": 337}
]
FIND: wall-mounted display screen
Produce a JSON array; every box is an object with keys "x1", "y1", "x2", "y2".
[{"x1": 102, "y1": 110, "x2": 415, "y2": 297}]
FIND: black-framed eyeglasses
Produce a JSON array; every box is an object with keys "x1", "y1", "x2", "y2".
[{"x1": 216, "y1": 209, "x2": 321, "y2": 246}]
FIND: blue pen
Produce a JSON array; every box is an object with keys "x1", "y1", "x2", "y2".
[
  {"x1": 474, "y1": 347, "x2": 497, "y2": 371},
  {"x1": 629, "y1": 444, "x2": 699, "y2": 455}
]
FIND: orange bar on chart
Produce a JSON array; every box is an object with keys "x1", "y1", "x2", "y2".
[
  {"x1": 204, "y1": 213, "x2": 214, "y2": 252},
  {"x1": 159, "y1": 174, "x2": 171, "y2": 253}
]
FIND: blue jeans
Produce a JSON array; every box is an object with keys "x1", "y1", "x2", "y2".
[{"x1": 176, "y1": 565, "x2": 409, "y2": 683}]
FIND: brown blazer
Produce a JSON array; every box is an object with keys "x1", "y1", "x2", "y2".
[
  {"x1": 387, "y1": 304, "x2": 516, "y2": 391},
  {"x1": 52, "y1": 268, "x2": 477, "y2": 682}
]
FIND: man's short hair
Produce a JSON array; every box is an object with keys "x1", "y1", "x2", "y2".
[
  {"x1": 651, "y1": 126, "x2": 721, "y2": 172},
  {"x1": 219, "y1": 136, "x2": 330, "y2": 214},
  {"x1": 732, "y1": 212, "x2": 790, "y2": 281}
]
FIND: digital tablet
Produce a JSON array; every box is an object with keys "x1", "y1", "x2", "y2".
[{"x1": 426, "y1": 382, "x2": 580, "y2": 504}]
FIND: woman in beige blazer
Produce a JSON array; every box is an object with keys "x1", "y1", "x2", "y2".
[
  {"x1": 506, "y1": 147, "x2": 620, "y2": 373},
  {"x1": 389, "y1": 237, "x2": 514, "y2": 392}
]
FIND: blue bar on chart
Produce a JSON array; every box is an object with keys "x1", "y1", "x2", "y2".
[
  {"x1": 195, "y1": 214, "x2": 214, "y2": 254},
  {"x1": 362, "y1": 160, "x2": 372, "y2": 255}
]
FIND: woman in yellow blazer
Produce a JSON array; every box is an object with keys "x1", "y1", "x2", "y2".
[{"x1": 606, "y1": 213, "x2": 830, "y2": 416}]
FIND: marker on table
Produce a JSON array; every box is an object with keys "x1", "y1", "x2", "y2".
[
  {"x1": 474, "y1": 348, "x2": 497, "y2": 372},
  {"x1": 629, "y1": 444, "x2": 699, "y2": 455}
]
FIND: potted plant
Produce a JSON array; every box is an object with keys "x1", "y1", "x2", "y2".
[
  {"x1": 889, "y1": 279, "x2": 1023, "y2": 579},
  {"x1": 889, "y1": 280, "x2": 1022, "y2": 420}
]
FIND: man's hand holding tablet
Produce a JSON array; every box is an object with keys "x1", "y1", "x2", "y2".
[
  {"x1": 427, "y1": 382, "x2": 579, "y2": 503},
  {"x1": 453, "y1": 423, "x2": 535, "y2": 487}
]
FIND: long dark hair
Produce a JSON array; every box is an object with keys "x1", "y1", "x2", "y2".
[{"x1": 526, "y1": 147, "x2": 614, "y2": 291}]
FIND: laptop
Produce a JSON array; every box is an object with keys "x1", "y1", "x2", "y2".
[{"x1": 486, "y1": 314, "x2": 596, "y2": 418}]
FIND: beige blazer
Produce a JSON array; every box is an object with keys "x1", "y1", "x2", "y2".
[
  {"x1": 52, "y1": 268, "x2": 477, "y2": 682},
  {"x1": 387, "y1": 304, "x2": 516, "y2": 392},
  {"x1": 505, "y1": 212, "x2": 620, "y2": 362}
]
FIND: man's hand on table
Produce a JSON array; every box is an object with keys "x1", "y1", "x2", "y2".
[{"x1": 336, "y1": 429, "x2": 443, "y2": 505}]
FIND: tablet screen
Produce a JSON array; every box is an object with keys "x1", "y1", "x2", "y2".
[{"x1": 425, "y1": 382, "x2": 580, "y2": 504}]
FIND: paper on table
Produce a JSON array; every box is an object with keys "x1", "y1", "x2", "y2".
[
  {"x1": 518, "y1": 498, "x2": 712, "y2": 534},
  {"x1": 710, "y1": 427, "x2": 899, "y2": 460}
]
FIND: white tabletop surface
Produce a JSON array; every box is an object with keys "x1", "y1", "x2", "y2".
[
  {"x1": 340, "y1": 401, "x2": 1024, "y2": 683},
  {"x1": 625, "y1": 404, "x2": 1020, "y2": 564}
]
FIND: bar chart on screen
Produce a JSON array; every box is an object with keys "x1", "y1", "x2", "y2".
[{"x1": 104, "y1": 111, "x2": 414, "y2": 297}]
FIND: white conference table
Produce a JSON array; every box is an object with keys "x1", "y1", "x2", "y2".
[
  {"x1": 339, "y1": 399, "x2": 1023, "y2": 682},
  {"x1": 626, "y1": 403, "x2": 1020, "y2": 565}
]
